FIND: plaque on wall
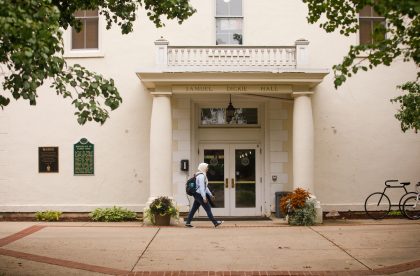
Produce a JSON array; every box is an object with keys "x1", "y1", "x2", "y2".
[
  {"x1": 74, "y1": 138, "x2": 94, "y2": 175},
  {"x1": 38, "y1": 147, "x2": 59, "y2": 173}
]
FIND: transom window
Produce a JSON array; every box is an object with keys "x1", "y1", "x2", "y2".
[
  {"x1": 359, "y1": 6, "x2": 385, "y2": 45},
  {"x1": 200, "y1": 108, "x2": 258, "y2": 127},
  {"x1": 216, "y1": 0, "x2": 243, "y2": 45},
  {"x1": 72, "y1": 10, "x2": 99, "y2": 50}
]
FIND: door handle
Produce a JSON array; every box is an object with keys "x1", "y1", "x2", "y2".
[
  {"x1": 231, "y1": 178, "x2": 235, "y2": 189},
  {"x1": 225, "y1": 178, "x2": 228, "y2": 188}
]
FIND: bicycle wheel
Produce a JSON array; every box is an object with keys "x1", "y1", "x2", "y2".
[
  {"x1": 364, "y1": 192, "x2": 391, "y2": 220},
  {"x1": 399, "y1": 192, "x2": 418, "y2": 217},
  {"x1": 402, "y1": 196, "x2": 420, "y2": 220}
]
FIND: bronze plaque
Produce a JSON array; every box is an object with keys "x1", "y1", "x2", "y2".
[
  {"x1": 74, "y1": 138, "x2": 94, "y2": 175},
  {"x1": 38, "y1": 147, "x2": 59, "y2": 173}
]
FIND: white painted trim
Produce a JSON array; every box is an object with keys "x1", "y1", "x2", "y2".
[{"x1": 62, "y1": 11, "x2": 104, "y2": 59}]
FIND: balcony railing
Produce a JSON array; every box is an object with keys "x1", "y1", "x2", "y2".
[
  {"x1": 168, "y1": 46, "x2": 296, "y2": 68},
  {"x1": 154, "y1": 38, "x2": 310, "y2": 70}
]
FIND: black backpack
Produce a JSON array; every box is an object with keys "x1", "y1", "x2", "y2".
[{"x1": 186, "y1": 173, "x2": 203, "y2": 196}]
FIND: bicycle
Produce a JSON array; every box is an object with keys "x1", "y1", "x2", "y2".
[
  {"x1": 402, "y1": 182, "x2": 420, "y2": 220},
  {"x1": 364, "y1": 180, "x2": 417, "y2": 220}
]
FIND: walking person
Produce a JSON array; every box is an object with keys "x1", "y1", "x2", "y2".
[{"x1": 185, "y1": 163, "x2": 223, "y2": 228}]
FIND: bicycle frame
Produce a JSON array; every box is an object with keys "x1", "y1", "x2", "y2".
[{"x1": 380, "y1": 184, "x2": 409, "y2": 207}]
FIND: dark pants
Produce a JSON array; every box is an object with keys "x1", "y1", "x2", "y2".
[{"x1": 186, "y1": 192, "x2": 217, "y2": 225}]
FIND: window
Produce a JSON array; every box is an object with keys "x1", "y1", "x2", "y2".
[
  {"x1": 215, "y1": 0, "x2": 243, "y2": 45},
  {"x1": 359, "y1": 6, "x2": 385, "y2": 45},
  {"x1": 200, "y1": 108, "x2": 258, "y2": 126},
  {"x1": 72, "y1": 10, "x2": 99, "y2": 50}
]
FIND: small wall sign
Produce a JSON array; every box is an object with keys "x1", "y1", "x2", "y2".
[
  {"x1": 74, "y1": 138, "x2": 94, "y2": 175},
  {"x1": 38, "y1": 147, "x2": 59, "y2": 173}
]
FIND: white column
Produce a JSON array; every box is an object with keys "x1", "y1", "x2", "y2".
[
  {"x1": 148, "y1": 92, "x2": 172, "y2": 203},
  {"x1": 292, "y1": 92, "x2": 314, "y2": 193}
]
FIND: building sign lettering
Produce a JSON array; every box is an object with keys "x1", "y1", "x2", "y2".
[
  {"x1": 260, "y1": 86, "x2": 284, "y2": 92},
  {"x1": 38, "y1": 147, "x2": 59, "y2": 173},
  {"x1": 186, "y1": 86, "x2": 213, "y2": 92},
  {"x1": 173, "y1": 85, "x2": 291, "y2": 94},
  {"x1": 227, "y1": 86, "x2": 247, "y2": 92},
  {"x1": 74, "y1": 138, "x2": 94, "y2": 175}
]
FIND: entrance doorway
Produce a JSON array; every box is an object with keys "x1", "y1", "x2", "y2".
[{"x1": 199, "y1": 144, "x2": 261, "y2": 216}]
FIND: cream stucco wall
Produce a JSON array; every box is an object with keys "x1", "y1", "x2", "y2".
[{"x1": 0, "y1": 0, "x2": 419, "y2": 213}]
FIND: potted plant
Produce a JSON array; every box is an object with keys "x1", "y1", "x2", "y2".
[
  {"x1": 143, "y1": 196, "x2": 179, "y2": 226},
  {"x1": 280, "y1": 188, "x2": 316, "y2": 226}
]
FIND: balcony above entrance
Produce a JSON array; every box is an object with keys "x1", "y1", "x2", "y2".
[{"x1": 136, "y1": 38, "x2": 329, "y2": 91}]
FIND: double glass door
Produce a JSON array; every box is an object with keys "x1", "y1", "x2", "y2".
[{"x1": 199, "y1": 144, "x2": 261, "y2": 216}]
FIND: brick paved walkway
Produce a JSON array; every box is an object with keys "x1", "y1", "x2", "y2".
[{"x1": 1, "y1": 222, "x2": 419, "y2": 275}]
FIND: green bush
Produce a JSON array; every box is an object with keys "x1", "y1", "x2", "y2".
[
  {"x1": 89, "y1": 206, "x2": 137, "y2": 222},
  {"x1": 143, "y1": 196, "x2": 179, "y2": 225},
  {"x1": 35, "y1": 210, "x2": 62, "y2": 221},
  {"x1": 388, "y1": 210, "x2": 402, "y2": 216},
  {"x1": 288, "y1": 201, "x2": 316, "y2": 226}
]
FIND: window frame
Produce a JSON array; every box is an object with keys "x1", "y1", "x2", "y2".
[
  {"x1": 358, "y1": 6, "x2": 386, "y2": 46},
  {"x1": 63, "y1": 9, "x2": 104, "y2": 58},
  {"x1": 215, "y1": 0, "x2": 244, "y2": 45},
  {"x1": 198, "y1": 105, "x2": 260, "y2": 128}
]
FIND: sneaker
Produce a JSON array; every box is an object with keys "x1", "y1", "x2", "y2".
[
  {"x1": 214, "y1": 221, "x2": 224, "y2": 228},
  {"x1": 185, "y1": 223, "x2": 195, "y2": 228}
]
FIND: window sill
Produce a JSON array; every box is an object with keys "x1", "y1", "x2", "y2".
[{"x1": 64, "y1": 50, "x2": 105, "y2": 59}]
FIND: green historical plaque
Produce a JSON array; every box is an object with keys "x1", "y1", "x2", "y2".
[
  {"x1": 39, "y1": 147, "x2": 59, "y2": 173},
  {"x1": 74, "y1": 138, "x2": 94, "y2": 175}
]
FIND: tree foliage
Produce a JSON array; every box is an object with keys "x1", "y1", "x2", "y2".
[
  {"x1": 0, "y1": 0, "x2": 195, "y2": 124},
  {"x1": 303, "y1": 0, "x2": 419, "y2": 132},
  {"x1": 391, "y1": 82, "x2": 420, "y2": 132}
]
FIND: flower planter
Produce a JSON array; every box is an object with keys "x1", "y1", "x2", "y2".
[{"x1": 154, "y1": 214, "x2": 171, "y2": 226}]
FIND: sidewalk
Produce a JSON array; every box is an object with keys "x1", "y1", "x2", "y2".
[{"x1": 0, "y1": 219, "x2": 419, "y2": 275}]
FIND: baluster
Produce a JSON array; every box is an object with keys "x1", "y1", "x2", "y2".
[
  {"x1": 272, "y1": 48, "x2": 277, "y2": 67},
  {"x1": 192, "y1": 49, "x2": 197, "y2": 66},
  {"x1": 288, "y1": 49, "x2": 293, "y2": 67},
  {"x1": 261, "y1": 48, "x2": 266, "y2": 67},
  {"x1": 173, "y1": 49, "x2": 178, "y2": 66},
  {"x1": 278, "y1": 48, "x2": 284, "y2": 67},
  {"x1": 250, "y1": 48, "x2": 256, "y2": 67},
  {"x1": 262, "y1": 48, "x2": 267, "y2": 67},
  {"x1": 167, "y1": 49, "x2": 172, "y2": 66},
  {"x1": 266, "y1": 48, "x2": 271, "y2": 67},
  {"x1": 210, "y1": 48, "x2": 215, "y2": 66},
  {"x1": 292, "y1": 49, "x2": 296, "y2": 68},
  {"x1": 254, "y1": 49, "x2": 259, "y2": 66},
  {"x1": 281, "y1": 49, "x2": 287, "y2": 67},
  {"x1": 180, "y1": 49, "x2": 185, "y2": 66},
  {"x1": 205, "y1": 49, "x2": 209, "y2": 66},
  {"x1": 187, "y1": 49, "x2": 192, "y2": 66},
  {"x1": 198, "y1": 48, "x2": 208, "y2": 66},
  {"x1": 236, "y1": 48, "x2": 241, "y2": 66}
]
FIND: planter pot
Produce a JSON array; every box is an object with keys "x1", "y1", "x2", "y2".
[{"x1": 154, "y1": 214, "x2": 171, "y2": 226}]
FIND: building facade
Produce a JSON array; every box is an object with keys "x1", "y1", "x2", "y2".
[{"x1": 1, "y1": 0, "x2": 419, "y2": 217}]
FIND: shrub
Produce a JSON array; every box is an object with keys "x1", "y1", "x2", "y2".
[
  {"x1": 280, "y1": 188, "x2": 310, "y2": 214},
  {"x1": 144, "y1": 196, "x2": 179, "y2": 225},
  {"x1": 288, "y1": 201, "x2": 316, "y2": 226},
  {"x1": 35, "y1": 210, "x2": 62, "y2": 221},
  {"x1": 89, "y1": 206, "x2": 137, "y2": 222},
  {"x1": 280, "y1": 188, "x2": 316, "y2": 226}
]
